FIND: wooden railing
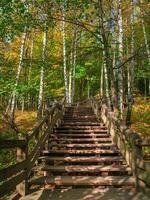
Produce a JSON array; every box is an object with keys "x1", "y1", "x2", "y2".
[
  {"x1": 89, "y1": 96, "x2": 150, "y2": 191},
  {"x1": 0, "y1": 98, "x2": 66, "y2": 198}
]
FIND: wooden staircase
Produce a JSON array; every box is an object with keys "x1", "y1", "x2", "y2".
[{"x1": 30, "y1": 106, "x2": 135, "y2": 189}]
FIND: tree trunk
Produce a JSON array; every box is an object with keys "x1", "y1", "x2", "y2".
[
  {"x1": 103, "y1": 50, "x2": 111, "y2": 108},
  {"x1": 10, "y1": 30, "x2": 26, "y2": 125},
  {"x1": 62, "y1": 0, "x2": 69, "y2": 104},
  {"x1": 117, "y1": 0, "x2": 124, "y2": 119},
  {"x1": 100, "y1": 64, "x2": 104, "y2": 96},
  {"x1": 72, "y1": 23, "x2": 78, "y2": 103},
  {"x1": 126, "y1": 0, "x2": 135, "y2": 126},
  {"x1": 28, "y1": 31, "x2": 35, "y2": 109},
  {"x1": 37, "y1": 30, "x2": 47, "y2": 120},
  {"x1": 98, "y1": 0, "x2": 112, "y2": 109},
  {"x1": 141, "y1": 15, "x2": 150, "y2": 97}
]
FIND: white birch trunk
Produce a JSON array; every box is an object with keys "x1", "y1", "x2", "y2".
[
  {"x1": 72, "y1": 24, "x2": 78, "y2": 103},
  {"x1": 117, "y1": 0, "x2": 124, "y2": 119},
  {"x1": 141, "y1": 17, "x2": 150, "y2": 96},
  {"x1": 62, "y1": 0, "x2": 69, "y2": 104},
  {"x1": 37, "y1": 30, "x2": 47, "y2": 119},
  {"x1": 68, "y1": 67, "x2": 72, "y2": 104},
  {"x1": 100, "y1": 64, "x2": 104, "y2": 96},
  {"x1": 103, "y1": 50, "x2": 111, "y2": 108},
  {"x1": 28, "y1": 31, "x2": 34, "y2": 109},
  {"x1": 29, "y1": 31, "x2": 34, "y2": 82},
  {"x1": 10, "y1": 30, "x2": 26, "y2": 123},
  {"x1": 126, "y1": 0, "x2": 135, "y2": 126}
]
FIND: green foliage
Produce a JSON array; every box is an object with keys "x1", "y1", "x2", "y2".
[{"x1": 76, "y1": 64, "x2": 86, "y2": 79}]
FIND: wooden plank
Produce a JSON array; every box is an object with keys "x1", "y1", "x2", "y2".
[
  {"x1": 49, "y1": 143, "x2": 115, "y2": 148},
  {"x1": 29, "y1": 176, "x2": 135, "y2": 186},
  {"x1": 0, "y1": 160, "x2": 26, "y2": 182},
  {"x1": 0, "y1": 171, "x2": 26, "y2": 198},
  {"x1": 0, "y1": 140, "x2": 27, "y2": 149},
  {"x1": 62, "y1": 122, "x2": 101, "y2": 126},
  {"x1": 28, "y1": 115, "x2": 49, "y2": 140},
  {"x1": 51, "y1": 134, "x2": 109, "y2": 137},
  {"x1": 28, "y1": 103, "x2": 61, "y2": 140},
  {"x1": 39, "y1": 156, "x2": 124, "y2": 163},
  {"x1": 27, "y1": 128, "x2": 52, "y2": 174},
  {"x1": 56, "y1": 126, "x2": 106, "y2": 129},
  {"x1": 55, "y1": 130, "x2": 108, "y2": 133},
  {"x1": 51, "y1": 138, "x2": 112, "y2": 142},
  {"x1": 34, "y1": 165, "x2": 131, "y2": 173},
  {"x1": 42, "y1": 149, "x2": 119, "y2": 155},
  {"x1": 27, "y1": 112, "x2": 62, "y2": 174}
]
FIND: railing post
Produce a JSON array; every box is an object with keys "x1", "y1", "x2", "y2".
[{"x1": 16, "y1": 135, "x2": 29, "y2": 196}]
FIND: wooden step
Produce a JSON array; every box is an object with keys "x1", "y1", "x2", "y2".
[
  {"x1": 51, "y1": 134, "x2": 109, "y2": 138},
  {"x1": 50, "y1": 138, "x2": 112, "y2": 143},
  {"x1": 56, "y1": 126, "x2": 107, "y2": 130},
  {"x1": 29, "y1": 176, "x2": 135, "y2": 186},
  {"x1": 49, "y1": 143, "x2": 115, "y2": 148},
  {"x1": 64, "y1": 117, "x2": 96, "y2": 120},
  {"x1": 35, "y1": 165, "x2": 131, "y2": 173},
  {"x1": 39, "y1": 156, "x2": 124, "y2": 163},
  {"x1": 62, "y1": 122, "x2": 101, "y2": 126},
  {"x1": 54, "y1": 130, "x2": 108, "y2": 133},
  {"x1": 63, "y1": 119, "x2": 97, "y2": 122},
  {"x1": 42, "y1": 149, "x2": 119, "y2": 155}
]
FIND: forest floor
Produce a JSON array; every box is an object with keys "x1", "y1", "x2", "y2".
[
  {"x1": 131, "y1": 97, "x2": 150, "y2": 138},
  {"x1": 0, "y1": 110, "x2": 36, "y2": 169}
]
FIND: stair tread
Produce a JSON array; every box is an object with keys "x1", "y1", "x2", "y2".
[
  {"x1": 55, "y1": 130, "x2": 108, "y2": 133},
  {"x1": 39, "y1": 156, "x2": 124, "y2": 162},
  {"x1": 62, "y1": 122, "x2": 101, "y2": 125},
  {"x1": 56, "y1": 126, "x2": 106, "y2": 129},
  {"x1": 35, "y1": 165, "x2": 131, "y2": 172},
  {"x1": 51, "y1": 134, "x2": 109, "y2": 137},
  {"x1": 42, "y1": 149, "x2": 119, "y2": 154},
  {"x1": 29, "y1": 176, "x2": 135, "y2": 186},
  {"x1": 49, "y1": 143, "x2": 115, "y2": 148},
  {"x1": 50, "y1": 138, "x2": 112, "y2": 142}
]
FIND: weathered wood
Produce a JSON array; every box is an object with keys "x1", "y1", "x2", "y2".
[
  {"x1": 0, "y1": 171, "x2": 26, "y2": 198},
  {"x1": 27, "y1": 111, "x2": 62, "y2": 175},
  {"x1": 0, "y1": 98, "x2": 66, "y2": 198},
  {"x1": 0, "y1": 139, "x2": 27, "y2": 149},
  {"x1": 27, "y1": 128, "x2": 52, "y2": 175},
  {"x1": 33, "y1": 165, "x2": 131, "y2": 173},
  {"x1": 51, "y1": 133, "x2": 109, "y2": 137},
  {"x1": 39, "y1": 156, "x2": 124, "y2": 163},
  {"x1": 0, "y1": 160, "x2": 26, "y2": 182},
  {"x1": 16, "y1": 137, "x2": 28, "y2": 196},
  {"x1": 42, "y1": 149, "x2": 119, "y2": 155},
  {"x1": 90, "y1": 97, "x2": 150, "y2": 191},
  {"x1": 49, "y1": 143, "x2": 115, "y2": 148},
  {"x1": 29, "y1": 176, "x2": 135, "y2": 186}
]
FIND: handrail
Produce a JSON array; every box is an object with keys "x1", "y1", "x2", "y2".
[
  {"x1": 0, "y1": 97, "x2": 66, "y2": 198},
  {"x1": 89, "y1": 96, "x2": 150, "y2": 190}
]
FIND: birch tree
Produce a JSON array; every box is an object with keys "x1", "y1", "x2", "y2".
[
  {"x1": 97, "y1": 0, "x2": 111, "y2": 109},
  {"x1": 72, "y1": 23, "x2": 78, "y2": 103},
  {"x1": 117, "y1": 0, "x2": 124, "y2": 119},
  {"x1": 126, "y1": 0, "x2": 135, "y2": 126},
  {"x1": 37, "y1": 30, "x2": 47, "y2": 119},
  {"x1": 10, "y1": 30, "x2": 26, "y2": 125},
  {"x1": 62, "y1": 0, "x2": 69, "y2": 103},
  {"x1": 140, "y1": 0, "x2": 150, "y2": 96}
]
